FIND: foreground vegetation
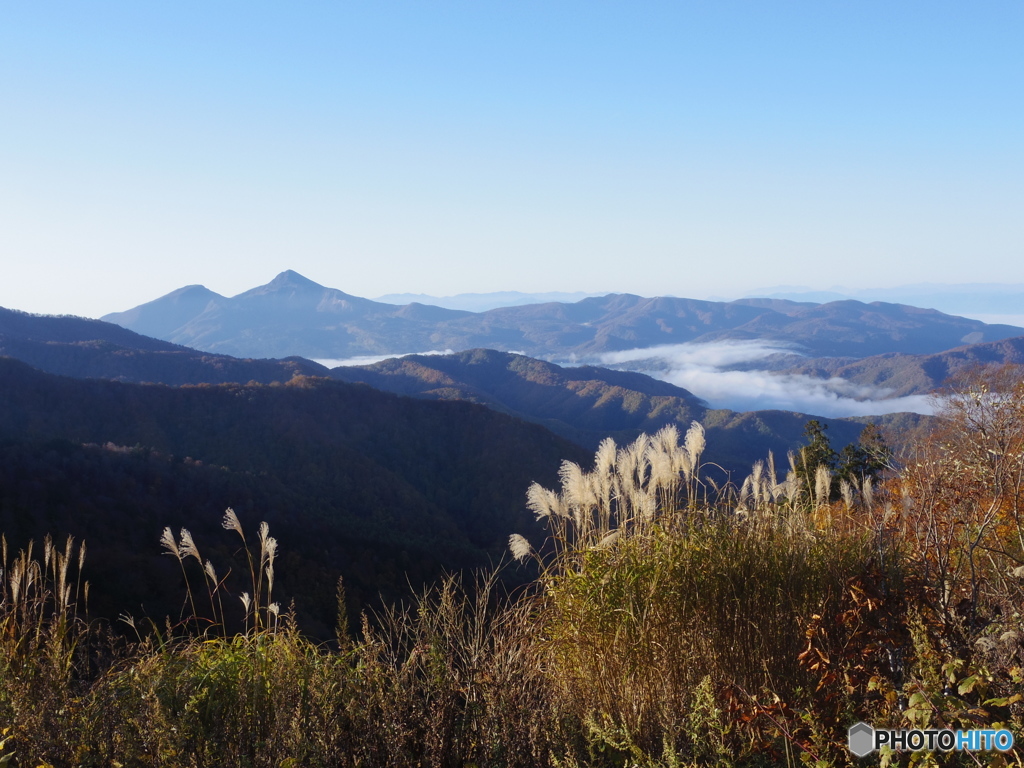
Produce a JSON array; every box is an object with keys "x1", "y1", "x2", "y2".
[{"x1": 3, "y1": 369, "x2": 1024, "y2": 766}]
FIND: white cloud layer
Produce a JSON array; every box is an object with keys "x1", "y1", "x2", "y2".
[{"x1": 600, "y1": 341, "x2": 935, "y2": 418}]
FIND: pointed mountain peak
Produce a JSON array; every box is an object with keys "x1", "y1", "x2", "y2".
[
  {"x1": 164, "y1": 284, "x2": 222, "y2": 301},
  {"x1": 234, "y1": 270, "x2": 331, "y2": 301},
  {"x1": 266, "y1": 270, "x2": 325, "y2": 291}
]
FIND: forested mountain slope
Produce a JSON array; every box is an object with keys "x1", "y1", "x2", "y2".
[
  {"x1": 779, "y1": 336, "x2": 1024, "y2": 397},
  {"x1": 0, "y1": 358, "x2": 586, "y2": 635},
  {"x1": 330, "y1": 349, "x2": 923, "y2": 472}
]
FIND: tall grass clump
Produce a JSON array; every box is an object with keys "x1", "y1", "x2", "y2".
[
  {"x1": 0, "y1": 511, "x2": 554, "y2": 767},
  {"x1": 92, "y1": 566, "x2": 554, "y2": 767},
  {"x1": 0, "y1": 533, "x2": 96, "y2": 763},
  {"x1": 511, "y1": 424, "x2": 894, "y2": 764}
]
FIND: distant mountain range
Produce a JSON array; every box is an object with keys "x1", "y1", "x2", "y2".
[
  {"x1": 102, "y1": 270, "x2": 1024, "y2": 361},
  {"x1": 1, "y1": 306, "x2": 925, "y2": 475},
  {"x1": 757, "y1": 283, "x2": 1024, "y2": 321},
  {"x1": 372, "y1": 290, "x2": 603, "y2": 312}
]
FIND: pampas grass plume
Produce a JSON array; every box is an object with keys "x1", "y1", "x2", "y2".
[{"x1": 509, "y1": 534, "x2": 533, "y2": 562}]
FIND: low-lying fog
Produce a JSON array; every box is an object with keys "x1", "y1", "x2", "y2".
[{"x1": 599, "y1": 341, "x2": 935, "y2": 417}]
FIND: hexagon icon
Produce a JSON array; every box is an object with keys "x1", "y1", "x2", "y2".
[{"x1": 848, "y1": 722, "x2": 874, "y2": 757}]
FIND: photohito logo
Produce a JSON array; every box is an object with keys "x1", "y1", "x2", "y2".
[{"x1": 848, "y1": 722, "x2": 1014, "y2": 756}]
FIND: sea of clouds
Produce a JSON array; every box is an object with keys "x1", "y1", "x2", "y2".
[{"x1": 599, "y1": 341, "x2": 935, "y2": 417}]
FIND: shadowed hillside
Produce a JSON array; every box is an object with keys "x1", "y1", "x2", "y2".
[
  {"x1": 0, "y1": 305, "x2": 328, "y2": 384},
  {"x1": 0, "y1": 358, "x2": 587, "y2": 635}
]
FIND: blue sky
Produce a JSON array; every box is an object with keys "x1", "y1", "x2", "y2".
[{"x1": 2, "y1": 2, "x2": 1021, "y2": 318}]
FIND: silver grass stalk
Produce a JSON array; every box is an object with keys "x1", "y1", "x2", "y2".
[
  {"x1": 159, "y1": 527, "x2": 179, "y2": 558},
  {"x1": 620, "y1": 435, "x2": 650, "y2": 498},
  {"x1": 222, "y1": 507, "x2": 244, "y2": 539},
  {"x1": 508, "y1": 534, "x2": 533, "y2": 562},
  {"x1": 10, "y1": 558, "x2": 22, "y2": 604},
  {"x1": 751, "y1": 460, "x2": 765, "y2": 508},
  {"x1": 677, "y1": 448, "x2": 693, "y2": 483},
  {"x1": 527, "y1": 482, "x2": 564, "y2": 520},
  {"x1": 22, "y1": 560, "x2": 36, "y2": 600},
  {"x1": 684, "y1": 421, "x2": 706, "y2": 465},
  {"x1": 204, "y1": 559, "x2": 217, "y2": 583},
  {"x1": 571, "y1": 492, "x2": 587, "y2": 534},
  {"x1": 656, "y1": 424, "x2": 680, "y2": 456},
  {"x1": 815, "y1": 465, "x2": 832, "y2": 507},
  {"x1": 862, "y1": 476, "x2": 874, "y2": 509},
  {"x1": 739, "y1": 475, "x2": 753, "y2": 506},
  {"x1": 525, "y1": 482, "x2": 549, "y2": 519},
  {"x1": 262, "y1": 535, "x2": 278, "y2": 569},
  {"x1": 615, "y1": 447, "x2": 636, "y2": 499},
  {"x1": 646, "y1": 442, "x2": 675, "y2": 497},
  {"x1": 560, "y1": 461, "x2": 595, "y2": 510},
  {"x1": 25, "y1": 560, "x2": 37, "y2": 598},
  {"x1": 840, "y1": 479, "x2": 854, "y2": 510},
  {"x1": 595, "y1": 437, "x2": 617, "y2": 481},
  {"x1": 264, "y1": 540, "x2": 276, "y2": 593},
  {"x1": 595, "y1": 529, "x2": 621, "y2": 549},
  {"x1": 594, "y1": 440, "x2": 617, "y2": 522},
  {"x1": 635, "y1": 490, "x2": 657, "y2": 523},
  {"x1": 785, "y1": 471, "x2": 801, "y2": 502},
  {"x1": 58, "y1": 540, "x2": 71, "y2": 609},
  {"x1": 179, "y1": 528, "x2": 200, "y2": 562},
  {"x1": 240, "y1": 592, "x2": 252, "y2": 612}
]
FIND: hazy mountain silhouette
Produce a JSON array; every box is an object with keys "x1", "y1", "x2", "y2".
[
  {"x1": 105, "y1": 284, "x2": 225, "y2": 340},
  {"x1": 758, "y1": 283, "x2": 1024, "y2": 319},
  {"x1": 373, "y1": 290, "x2": 602, "y2": 312},
  {"x1": 103, "y1": 271, "x2": 1024, "y2": 360}
]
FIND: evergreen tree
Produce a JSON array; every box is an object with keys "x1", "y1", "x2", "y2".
[
  {"x1": 837, "y1": 422, "x2": 891, "y2": 485},
  {"x1": 798, "y1": 417, "x2": 836, "y2": 471}
]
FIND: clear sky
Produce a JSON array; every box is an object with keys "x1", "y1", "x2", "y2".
[{"x1": 2, "y1": 1, "x2": 1022, "y2": 318}]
